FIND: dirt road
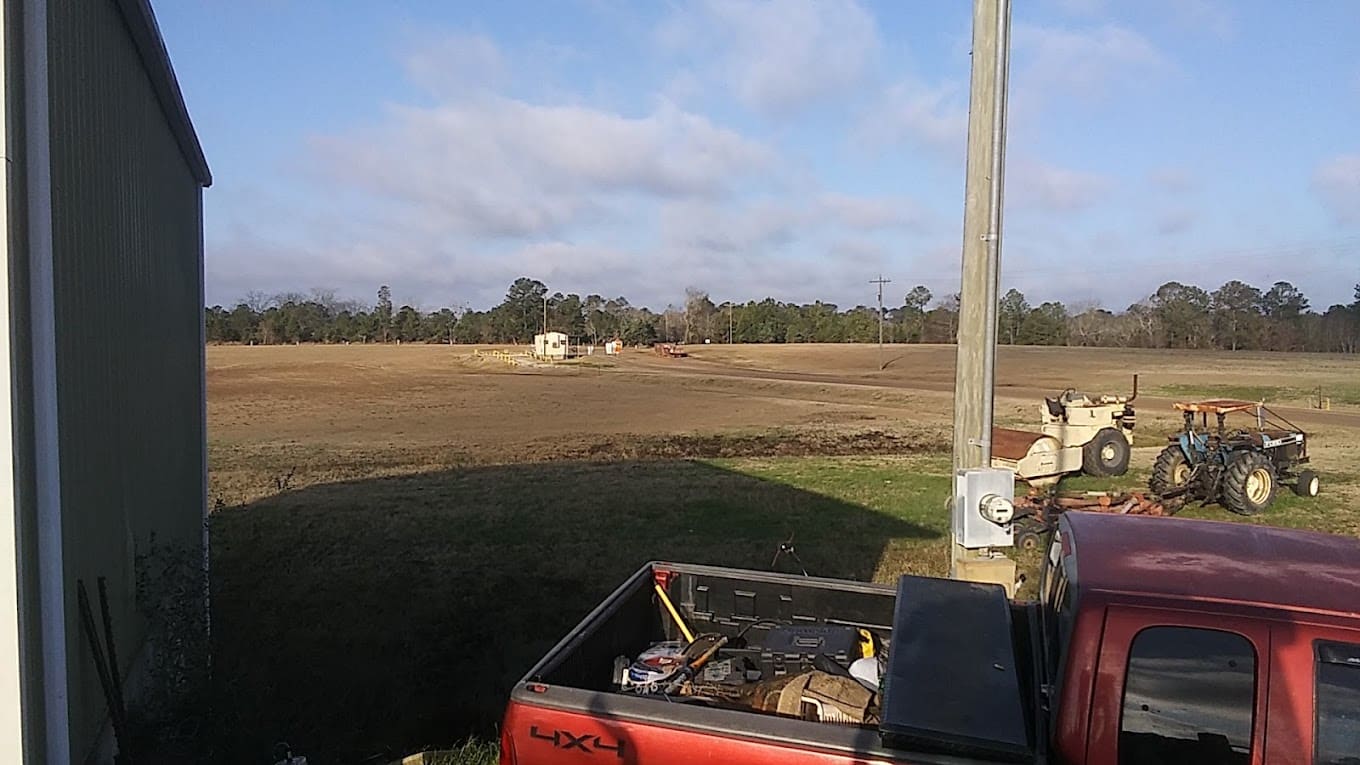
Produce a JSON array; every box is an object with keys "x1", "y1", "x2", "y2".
[{"x1": 619, "y1": 352, "x2": 1360, "y2": 430}]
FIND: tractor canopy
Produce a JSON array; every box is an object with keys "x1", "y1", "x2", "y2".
[{"x1": 1172, "y1": 399, "x2": 1261, "y2": 415}]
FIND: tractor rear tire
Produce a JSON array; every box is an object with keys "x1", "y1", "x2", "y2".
[
  {"x1": 1083, "y1": 428, "x2": 1131, "y2": 477},
  {"x1": 1293, "y1": 469, "x2": 1320, "y2": 498},
  {"x1": 1150, "y1": 445, "x2": 1192, "y2": 495},
  {"x1": 1223, "y1": 451, "x2": 1277, "y2": 515}
]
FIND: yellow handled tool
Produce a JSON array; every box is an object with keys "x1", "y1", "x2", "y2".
[
  {"x1": 654, "y1": 583, "x2": 696, "y2": 643},
  {"x1": 858, "y1": 628, "x2": 876, "y2": 658}
]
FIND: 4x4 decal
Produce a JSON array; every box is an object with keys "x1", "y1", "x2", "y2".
[{"x1": 530, "y1": 725, "x2": 627, "y2": 758}]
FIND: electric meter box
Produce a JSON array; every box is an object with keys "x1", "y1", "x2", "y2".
[{"x1": 953, "y1": 467, "x2": 1015, "y2": 549}]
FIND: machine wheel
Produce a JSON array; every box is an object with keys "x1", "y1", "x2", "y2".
[
  {"x1": 1082, "y1": 428, "x2": 1131, "y2": 477},
  {"x1": 1223, "y1": 452, "x2": 1277, "y2": 515},
  {"x1": 1293, "y1": 469, "x2": 1320, "y2": 498},
  {"x1": 1016, "y1": 530, "x2": 1043, "y2": 551},
  {"x1": 1149, "y1": 445, "x2": 1192, "y2": 495}
]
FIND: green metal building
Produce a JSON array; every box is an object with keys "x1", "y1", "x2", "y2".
[{"x1": 0, "y1": 1, "x2": 211, "y2": 761}]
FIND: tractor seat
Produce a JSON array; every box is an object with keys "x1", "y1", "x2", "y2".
[{"x1": 1045, "y1": 398, "x2": 1065, "y2": 419}]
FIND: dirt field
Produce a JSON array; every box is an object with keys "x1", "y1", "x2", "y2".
[
  {"x1": 210, "y1": 343, "x2": 1360, "y2": 506},
  {"x1": 201, "y1": 343, "x2": 1360, "y2": 762}
]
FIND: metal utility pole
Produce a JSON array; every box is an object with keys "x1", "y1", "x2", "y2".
[
  {"x1": 542, "y1": 296, "x2": 549, "y2": 335},
  {"x1": 953, "y1": 0, "x2": 1010, "y2": 473},
  {"x1": 952, "y1": 0, "x2": 1012, "y2": 579},
  {"x1": 870, "y1": 275, "x2": 892, "y2": 364}
]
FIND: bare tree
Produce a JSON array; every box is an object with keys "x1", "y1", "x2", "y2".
[
  {"x1": 1126, "y1": 301, "x2": 1161, "y2": 348},
  {"x1": 1067, "y1": 301, "x2": 1111, "y2": 347},
  {"x1": 243, "y1": 290, "x2": 275, "y2": 312},
  {"x1": 683, "y1": 287, "x2": 715, "y2": 344}
]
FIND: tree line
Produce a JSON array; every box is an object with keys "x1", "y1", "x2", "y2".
[{"x1": 205, "y1": 277, "x2": 1360, "y2": 354}]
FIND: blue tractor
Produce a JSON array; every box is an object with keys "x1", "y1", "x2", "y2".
[{"x1": 1148, "y1": 399, "x2": 1319, "y2": 515}]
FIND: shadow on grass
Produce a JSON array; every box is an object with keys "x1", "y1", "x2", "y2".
[{"x1": 203, "y1": 459, "x2": 938, "y2": 763}]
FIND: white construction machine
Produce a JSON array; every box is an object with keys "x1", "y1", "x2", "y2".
[{"x1": 991, "y1": 376, "x2": 1138, "y2": 487}]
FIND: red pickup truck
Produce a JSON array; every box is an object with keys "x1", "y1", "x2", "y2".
[{"x1": 500, "y1": 512, "x2": 1360, "y2": 764}]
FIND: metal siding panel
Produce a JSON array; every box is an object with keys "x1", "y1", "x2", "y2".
[
  {"x1": 45, "y1": 0, "x2": 205, "y2": 758},
  {"x1": 0, "y1": 4, "x2": 33, "y2": 759}
]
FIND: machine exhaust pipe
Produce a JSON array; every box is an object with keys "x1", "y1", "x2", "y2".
[{"x1": 1127, "y1": 374, "x2": 1139, "y2": 403}]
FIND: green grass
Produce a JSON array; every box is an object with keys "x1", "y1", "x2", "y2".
[
  {"x1": 203, "y1": 452, "x2": 954, "y2": 762},
  {"x1": 1060, "y1": 462, "x2": 1352, "y2": 535},
  {"x1": 1173, "y1": 486, "x2": 1352, "y2": 533},
  {"x1": 1154, "y1": 383, "x2": 1290, "y2": 403},
  {"x1": 422, "y1": 739, "x2": 502, "y2": 765},
  {"x1": 1058, "y1": 469, "x2": 1149, "y2": 494},
  {"x1": 1154, "y1": 382, "x2": 1360, "y2": 408},
  {"x1": 199, "y1": 446, "x2": 1357, "y2": 763}
]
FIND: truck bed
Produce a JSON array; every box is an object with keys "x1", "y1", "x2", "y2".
[{"x1": 503, "y1": 562, "x2": 1040, "y2": 764}]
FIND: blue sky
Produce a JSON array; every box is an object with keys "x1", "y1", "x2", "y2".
[{"x1": 155, "y1": 0, "x2": 1360, "y2": 312}]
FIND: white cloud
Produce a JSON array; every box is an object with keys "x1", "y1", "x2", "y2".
[
  {"x1": 206, "y1": 30, "x2": 799, "y2": 309},
  {"x1": 819, "y1": 193, "x2": 936, "y2": 232},
  {"x1": 662, "y1": 69, "x2": 704, "y2": 106},
  {"x1": 402, "y1": 33, "x2": 505, "y2": 98},
  {"x1": 209, "y1": 20, "x2": 953, "y2": 311},
  {"x1": 659, "y1": 0, "x2": 878, "y2": 118},
  {"x1": 207, "y1": 230, "x2": 422, "y2": 308},
  {"x1": 828, "y1": 240, "x2": 887, "y2": 266},
  {"x1": 309, "y1": 96, "x2": 774, "y2": 239},
  {"x1": 659, "y1": 192, "x2": 933, "y2": 256},
  {"x1": 1012, "y1": 23, "x2": 1168, "y2": 104},
  {"x1": 1313, "y1": 154, "x2": 1360, "y2": 225},
  {"x1": 859, "y1": 78, "x2": 967, "y2": 155},
  {"x1": 510, "y1": 241, "x2": 641, "y2": 285},
  {"x1": 1009, "y1": 159, "x2": 1112, "y2": 213},
  {"x1": 660, "y1": 200, "x2": 805, "y2": 253},
  {"x1": 207, "y1": 218, "x2": 653, "y2": 311}
]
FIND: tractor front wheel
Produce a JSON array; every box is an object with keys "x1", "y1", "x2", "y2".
[
  {"x1": 1223, "y1": 452, "x2": 1277, "y2": 515},
  {"x1": 1150, "y1": 445, "x2": 1192, "y2": 495},
  {"x1": 1083, "y1": 428, "x2": 1131, "y2": 477},
  {"x1": 1293, "y1": 469, "x2": 1320, "y2": 498}
]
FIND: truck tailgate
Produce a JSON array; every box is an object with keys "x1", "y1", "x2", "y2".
[{"x1": 502, "y1": 696, "x2": 990, "y2": 765}]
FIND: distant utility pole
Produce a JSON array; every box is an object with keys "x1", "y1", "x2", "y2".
[
  {"x1": 728, "y1": 303, "x2": 734, "y2": 344},
  {"x1": 870, "y1": 275, "x2": 892, "y2": 365},
  {"x1": 542, "y1": 295, "x2": 548, "y2": 335}
]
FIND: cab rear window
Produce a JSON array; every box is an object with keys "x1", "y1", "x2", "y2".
[
  {"x1": 1119, "y1": 627, "x2": 1255, "y2": 764},
  {"x1": 1316, "y1": 641, "x2": 1360, "y2": 765}
]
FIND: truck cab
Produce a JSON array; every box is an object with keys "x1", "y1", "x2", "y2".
[
  {"x1": 1042, "y1": 512, "x2": 1360, "y2": 764},
  {"x1": 500, "y1": 512, "x2": 1360, "y2": 764}
]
